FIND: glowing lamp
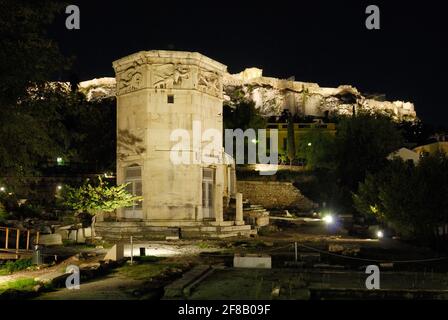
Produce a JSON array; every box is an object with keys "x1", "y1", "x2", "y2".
[{"x1": 322, "y1": 214, "x2": 334, "y2": 224}]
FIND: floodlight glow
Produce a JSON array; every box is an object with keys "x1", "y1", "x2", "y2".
[
  {"x1": 0, "y1": 187, "x2": 4, "y2": 192},
  {"x1": 376, "y1": 230, "x2": 384, "y2": 239},
  {"x1": 57, "y1": 185, "x2": 62, "y2": 191},
  {"x1": 322, "y1": 214, "x2": 334, "y2": 224},
  {"x1": 307, "y1": 142, "x2": 312, "y2": 146}
]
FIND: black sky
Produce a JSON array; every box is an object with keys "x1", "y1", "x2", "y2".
[{"x1": 49, "y1": 0, "x2": 448, "y2": 126}]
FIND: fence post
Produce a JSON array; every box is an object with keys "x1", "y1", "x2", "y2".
[
  {"x1": 16, "y1": 229, "x2": 20, "y2": 253},
  {"x1": 5, "y1": 227, "x2": 9, "y2": 249},
  {"x1": 130, "y1": 236, "x2": 133, "y2": 265},
  {"x1": 36, "y1": 231, "x2": 40, "y2": 245},
  {"x1": 26, "y1": 230, "x2": 30, "y2": 251},
  {"x1": 295, "y1": 242, "x2": 298, "y2": 262}
]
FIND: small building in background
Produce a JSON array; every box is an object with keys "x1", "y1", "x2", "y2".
[
  {"x1": 413, "y1": 141, "x2": 448, "y2": 157},
  {"x1": 387, "y1": 147, "x2": 420, "y2": 165}
]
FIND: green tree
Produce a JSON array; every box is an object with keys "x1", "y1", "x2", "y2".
[
  {"x1": 297, "y1": 128, "x2": 335, "y2": 169},
  {"x1": 0, "y1": 202, "x2": 8, "y2": 223},
  {"x1": 223, "y1": 99, "x2": 266, "y2": 164},
  {"x1": 329, "y1": 113, "x2": 403, "y2": 211},
  {"x1": 295, "y1": 113, "x2": 403, "y2": 212},
  {"x1": 0, "y1": 0, "x2": 68, "y2": 105},
  {"x1": 223, "y1": 99, "x2": 266, "y2": 131},
  {"x1": 334, "y1": 113, "x2": 403, "y2": 191},
  {"x1": 63, "y1": 177, "x2": 143, "y2": 237},
  {"x1": 354, "y1": 152, "x2": 448, "y2": 243},
  {"x1": 397, "y1": 120, "x2": 434, "y2": 146},
  {"x1": 0, "y1": 0, "x2": 70, "y2": 197}
]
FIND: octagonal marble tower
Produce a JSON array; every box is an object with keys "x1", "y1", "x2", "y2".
[{"x1": 107, "y1": 50, "x2": 249, "y2": 237}]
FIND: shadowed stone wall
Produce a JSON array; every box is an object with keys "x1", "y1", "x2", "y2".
[{"x1": 237, "y1": 181, "x2": 316, "y2": 211}]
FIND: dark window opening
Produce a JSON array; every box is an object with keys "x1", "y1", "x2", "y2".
[{"x1": 167, "y1": 95, "x2": 174, "y2": 104}]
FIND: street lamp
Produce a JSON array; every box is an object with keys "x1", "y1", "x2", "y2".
[{"x1": 322, "y1": 214, "x2": 334, "y2": 225}]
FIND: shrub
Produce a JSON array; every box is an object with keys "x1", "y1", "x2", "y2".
[{"x1": 0, "y1": 259, "x2": 33, "y2": 275}]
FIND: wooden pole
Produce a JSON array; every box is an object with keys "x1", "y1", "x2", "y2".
[
  {"x1": 16, "y1": 229, "x2": 20, "y2": 252},
  {"x1": 36, "y1": 231, "x2": 40, "y2": 245},
  {"x1": 130, "y1": 236, "x2": 133, "y2": 265},
  {"x1": 5, "y1": 227, "x2": 9, "y2": 249},
  {"x1": 295, "y1": 242, "x2": 298, "y2": 262},
  {"x1": 26, "y1": 230, "x2": 30, "y2": 251}
]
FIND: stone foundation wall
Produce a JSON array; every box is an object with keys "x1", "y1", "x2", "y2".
[{"x1": 237, "y1": 180, "x2": 316, "y2": 211}]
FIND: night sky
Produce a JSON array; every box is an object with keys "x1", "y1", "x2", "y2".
[{"x1": 49, "y1": 0, "x2": 448, "y2": 126}]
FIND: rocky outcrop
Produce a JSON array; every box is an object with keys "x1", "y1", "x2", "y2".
[
  {"x1": 72, "y1": 68, "x2": 417, "y2": 121},
  {"x1": 78, "y1": 77, "x2": 116, "y2": 101},
  {"x1": 223, "y1": 68, "x2": 417, "y2": 121}
]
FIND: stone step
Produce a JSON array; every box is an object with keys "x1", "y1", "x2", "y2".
[
  {"x1": 181, "y1": 225, "x2": 252, "y2": 233},
  {"x1": 181, "y1": 225, "x2": 255, "y2": 239},
  {"x1": 247, "y1": 209, "x2": 266, "y2": 212},
  {"x1": 181, "y1": 231, "x2": 253, "y2": 239},
  {"x1": 164, "y1": 265, "x2": 212, "y2": 299}
]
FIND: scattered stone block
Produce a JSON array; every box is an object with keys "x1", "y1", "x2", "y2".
[
  {"x1": 76, "y1": 229, "x2": 86, "y2": 243},
  {"x1": 38, "y1": 233, "x2": 62, "y2": 246},
  {"x1": 56, "y1": 230, "x2": 69, "y2": 240},
  {"x1": 328, "y1": 243, "x2": 360, "y2": 256},
  {"x1": 233, "y1": 254, "x2": 272, "y2": 269},
  {"x1": 328, "y1": 244, "x2": 345, "y2": 253},
  {"x1": 104, "y1": 243, "x2": 124, "y2": 261},
  {"x1": 35, "y1": 272, "x2": 67, "y2": 286},
  {"x1": 79, "y1": 262, "x2": 101, "y2": 271},
  {"x1": 256, "y1": 215, "x2": 270, "y2": 227},
  {"x1": 84, "y1": 227, "x2": 92, "y2": 238},
  {"x1": 380, "y1": 262, "x2": 394, "y2": 269},
  {"x1": 68, "y1": 230, "x2": 77, "y2": 242}
]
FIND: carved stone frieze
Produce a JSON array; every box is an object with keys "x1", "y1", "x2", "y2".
[
  {"x1": 198, "y1": 68, "x2": 221, "y2": 97},
  {"x1": 116, "y1": 59, "x2": 144, "y2": 95},
  {"x1": 152, "y1": 63, "x2": 190, "y2": 89}
]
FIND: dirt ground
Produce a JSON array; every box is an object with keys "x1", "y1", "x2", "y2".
[{"x1": 35, "y1": 273, "x2": 143, "y2": 300}]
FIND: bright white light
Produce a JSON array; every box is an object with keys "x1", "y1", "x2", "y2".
[
  {"x1": 123, "y1": 245, "x2": 180, "y2": 257},
  {"x1": 56, "y1": 157, "x2": 63, "y2": 164},
  {"x1": 376, "y1": 230, "x2": 384, "y2": 239},
  {"x1": 307, "y1": 142, "x2": 312, "y2": 146},
  {"x1": 322, "y1": 214, "x2": 334, "y2": 224},
  {"x1": 254, "y1": 164, "x2": 277, "y2": 172},
  {"x1": 251, "y1": 139, "x2": 257, "y2": 144},
  {"x1": 0, "y1": 187, "x2": 4, "y2": 192},
  {"x1": 57, "y1": 185, "x2": 62, "y2": 191}
]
